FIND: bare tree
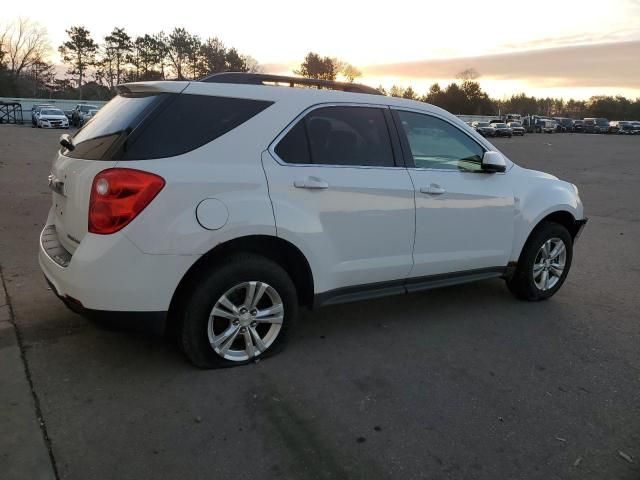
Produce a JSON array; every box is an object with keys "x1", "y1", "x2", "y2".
[
  {"x1": 1, "y1": 18, "x2": 50, "y2": 81},
  {"x1": 243, "y1": 55, "x2": 263, "y2": 73}
]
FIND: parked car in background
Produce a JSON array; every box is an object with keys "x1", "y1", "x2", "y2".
[
  {"x1": 541, "y1": 120, "x2": 557, "y2": 133},
  {"x1": 507, "y1": 122, "x2": 525, "y2": 136},
  {"x1": 616, "y1": 121, "x2": 637, "y2": 134},
  {"x1": 572, "y1": 120, "x2": 585, "y2": 133},
  {"x1": 31, "y1": 104, "x2": 54, "y2": 127},
  {"x1": 492, "y1": 123, "x2": 513, "y2": 137},
  {"x1": 71, "y1": 104, "x2": 99, "y2": 127},
  {"x1": 522, "y1": 116, "x2": 553, "y2": 133},
  {"x1": 553, "y1": 118, "x2": 574, "y2": 132},
  {"x1": 504, "y1": 113, "x2": 521, "y2": 124},
  {"x1": 36, "y1": 108, "x2": 69, "y2": 129},
  {"x1": 631, "y1": 121, "x2": 640, "y2": 133},
  {"x1": 80, "y1": 108, "x2": 100, "y2": 126},
  {"x1": 583, "y1": 118, "x2": 609, "y2": 133},
  {"x1": 608, "y1": 121, "x2": 622, "y2": 134},
  {"x1": 472, "y1": 121, "x2": 496, "y2": 137},
  {"x1": 38, "y1": 73, "x2": 587, "y2": 368}
]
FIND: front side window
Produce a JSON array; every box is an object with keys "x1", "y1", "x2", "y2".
[
  {"x1": 396, "y1": 110, "x2": 484, "y2": 172},
  {"x1": 275, "y1": 106, "x2": 395, "y2": 167}
]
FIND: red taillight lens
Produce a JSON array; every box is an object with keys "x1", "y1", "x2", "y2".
[{"x1": 89, "y1": 168, "x2": 165, "y2": 235}]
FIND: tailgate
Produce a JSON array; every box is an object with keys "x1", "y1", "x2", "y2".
[{"x1": 50, "y1": 152, "x2": 117, "y2": 254}]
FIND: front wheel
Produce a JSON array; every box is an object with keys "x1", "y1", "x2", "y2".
[
  {"x1": 180, "y1": 254, "x2": 298, "y2": 368},
  {"x1": 506, "y1": 222, "x2": 573, "y2": 301}
]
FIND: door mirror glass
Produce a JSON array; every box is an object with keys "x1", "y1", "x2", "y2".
[{"x1": 481, "y1": 151, "x2": 506, "y2": 173}]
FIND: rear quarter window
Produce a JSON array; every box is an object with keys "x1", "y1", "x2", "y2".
[
  {"x1": 123, "y1": 95, "x2": 273, "y2": 160},
  {"x1": 65, "y1": 93, "x2": 273, "y2": 160}
]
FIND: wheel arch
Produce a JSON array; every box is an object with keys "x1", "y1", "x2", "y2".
[
  {"x1": 168, "y1": 234, "x2": 315, "y2": 328},
  {"x1": 537, "y1": 210, "x2": 582, "y2": 239},
  {"x1": 515, "y1": 209, "x2": 580, "y2": 262}
]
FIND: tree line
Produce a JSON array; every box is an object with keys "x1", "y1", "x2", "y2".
[
  {"x1": 1, "y1": 19, "x2": 260, "y2": 100},
  {"x1": 1, "y1": 19, "x2": 640, "y2": 120}
]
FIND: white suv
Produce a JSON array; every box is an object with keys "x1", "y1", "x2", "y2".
[{"x1": 39, "y1": 73, "x2": 587, "y2": 368}]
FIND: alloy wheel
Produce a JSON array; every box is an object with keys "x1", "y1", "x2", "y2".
[
  {"x1": 532, "y1": 237, "x2": 566, "y2": 291},
  {"x1": 207, "y1": 281, "x2": 284, "y2": 361}
]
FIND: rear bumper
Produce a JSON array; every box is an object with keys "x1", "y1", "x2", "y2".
[
  {"x1": 45, "y1": 275, "x2": 167, "y2": 332},
  {"x1": 39, "y1": 211, "x2": 199, "y2": 313}
]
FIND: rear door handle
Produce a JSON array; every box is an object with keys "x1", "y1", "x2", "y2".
[
  {"x1": 294, "y1": 176, "x2": 329, "y2": 189},
  {"x1": 420, "y1": 184, "x2": 446, "y2": 195}
]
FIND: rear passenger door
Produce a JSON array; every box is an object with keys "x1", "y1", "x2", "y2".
[{"x1": 262, "y1": 105, "x2": 416, "y2": 296}]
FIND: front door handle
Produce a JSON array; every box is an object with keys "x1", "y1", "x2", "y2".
[
  {"x1": 420, "y1": 184, "x2": 446, "y2": 195},
  {"x1": 294, "y1": 176, "x2": 329, "y2": 189}
]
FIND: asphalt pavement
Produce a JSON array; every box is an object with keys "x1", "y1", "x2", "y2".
[{"x1": 0, "y1": 126, "x2": 638, "y2": 480}]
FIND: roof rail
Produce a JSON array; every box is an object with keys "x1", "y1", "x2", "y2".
[{"x1": 199, "y1": 72, "x2": 382, "y2": 96}]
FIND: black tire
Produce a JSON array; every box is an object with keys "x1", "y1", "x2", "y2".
[
  {"x1": 180, "y1": 254, "x2": 298, "y2": 369},
  {"x1": 506, "y1": 222, "x2": 573, "y2": 301}
]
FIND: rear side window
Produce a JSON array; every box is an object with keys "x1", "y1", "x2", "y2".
[
  {"x1": 274, "y1": 121, "x2": 311, "y2": 164},
  {"x1": 65, "y1": 94, "x2": 273, "y2": 160},
  {"x1": 124, "y1": 95, "x2": 273, "y2": 160},
  {"x1": 275, "y1": 106, "x2": 395, "y2": 167}
]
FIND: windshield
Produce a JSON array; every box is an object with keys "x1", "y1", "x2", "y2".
[
  {"x1": 495, "y1": 123, "x2": 507, "y2": 128},
  {"x1": 477, "y1": 123, "x2": 490, "y2": 127},
  {"x1": 509, "y1": 122, "x2": 521, "y2": 127},
  {"x1": 596, "y1": 118, "x2": 609, "y2": 126},
  {"x1": 80, "y1": 105, "x2": 98, "y2": 112},
  {"x1": 41, "y1": 109, "x2": 64, "y2": 116}
]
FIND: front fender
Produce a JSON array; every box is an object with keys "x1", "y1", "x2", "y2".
[{"x1": 510, "y1": 168, "x2": 584, "y2": 261}]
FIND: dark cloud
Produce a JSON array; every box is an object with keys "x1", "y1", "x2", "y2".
[{"x1": 363, "y1": 40, "x2": 640, "y2": 89}]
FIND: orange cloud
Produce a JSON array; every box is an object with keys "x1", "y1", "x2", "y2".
[{"x1": 361, "y1": 40, "x2": 640, "y2": 89}]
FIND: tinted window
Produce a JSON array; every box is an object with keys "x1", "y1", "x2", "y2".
[
  {"x1": 66, "y1": 94, "x2": 163, "y2": 160},
  {"x1": 274, "y1": 121, "x2": 311, "y2": 164},
  {"x1": 397, "y1": 111, "x2": 484, "y2": 172},
  {"x1": 124, "y1": 94, "x2": 273, "y2": 160},
  {"x1": 275, "y1": 106, "x2": 394, "y2": 167},
  {"x1": 305, "y1": 107, "x2": 393, "y2": 166},
  {"x1": 65, "y1": 94, "x2": 272, "y2": 160}
]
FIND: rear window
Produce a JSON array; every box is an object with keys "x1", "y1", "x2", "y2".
[{"x1": 64, "y1": 93, "x2": 273, "y2": 160}]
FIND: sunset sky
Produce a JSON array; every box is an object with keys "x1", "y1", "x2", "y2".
[{"x1": 8, "y1": 0, "x2": 640, "y2": 99}]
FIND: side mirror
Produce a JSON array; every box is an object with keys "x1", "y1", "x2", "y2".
[{"x1": 482, "y1": 151, "x2": 506, "y2": 173}]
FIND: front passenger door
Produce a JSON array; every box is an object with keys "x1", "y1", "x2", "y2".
[{"x1": 393, "y1": 109, "x2": 516, "y2": 279}]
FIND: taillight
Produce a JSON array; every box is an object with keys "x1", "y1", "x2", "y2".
[{"x1": 88, "y1": 168, "x2": 165, "y2": 235}]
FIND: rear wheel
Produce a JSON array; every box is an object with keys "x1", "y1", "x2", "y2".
[
  {"x1": 180, "y1": 254, "x2": 298, "y2": 368},
  {"x1": 506, "y1": 222, "x2": 573, "y2": 301}
]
